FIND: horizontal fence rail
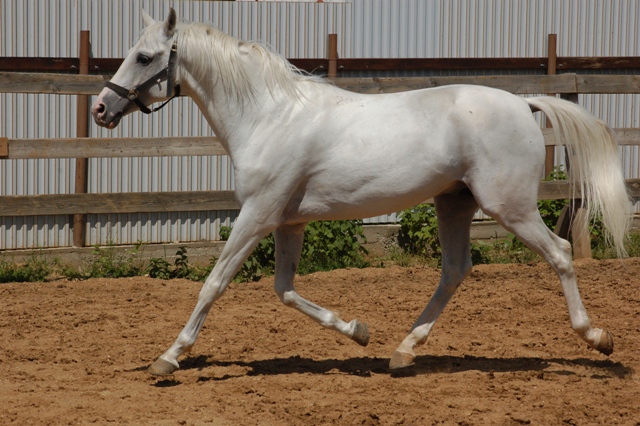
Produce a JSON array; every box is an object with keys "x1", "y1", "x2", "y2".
[
  {"x1": 0, "y1": 191, "x2": 239, "y2": 216},
  {"x1": 2, "y1": 129, "x2": 640, "y2": 160},
  {"x1": 0, "y1": 137, "x2": 227, "y2": 159},
  {"x1": 2, "y1": 56, "x2": 640, "y2": 74},
  {"x1": 1, "y1": 180, "x2": 638, "y2": 217},
  {"x1": 3, "y1": 72, "x2": 640, "y2": 95}
]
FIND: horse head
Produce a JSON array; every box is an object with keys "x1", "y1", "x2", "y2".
[{"x1": 92, "y1": 8, "x2": 180, "y2": 129}]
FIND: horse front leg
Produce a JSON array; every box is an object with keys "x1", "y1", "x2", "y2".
[
  {"x1": 148, "y1": 207, "x2": 277, "y2": 376},
  {"x1": 273, "y1": 224, "x2": 370, "y2": 346}
]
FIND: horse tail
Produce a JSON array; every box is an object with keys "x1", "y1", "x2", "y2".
[{"x1": 525, "y1": 96, "x2": 631, "y2": 257}]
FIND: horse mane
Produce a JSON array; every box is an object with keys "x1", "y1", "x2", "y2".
[{"x1": 177, "y1": 22, "x2": 327, "y2": 102}]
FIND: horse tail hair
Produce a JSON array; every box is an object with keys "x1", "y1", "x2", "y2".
[{"x1": 526, "y1": 96, "x2": 631, "y2": 258}]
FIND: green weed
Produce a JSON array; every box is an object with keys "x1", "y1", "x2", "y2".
[
  {"x1": 0, "y1": 251, "x2": 51, "y2": 283},
  {"x1": 220, "y1": 220, "x2": 369, "y2": 282}
]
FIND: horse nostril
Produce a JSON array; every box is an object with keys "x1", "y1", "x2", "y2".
[{"x1": 93, "y1": 102, "x2": 106, "y2": 117}]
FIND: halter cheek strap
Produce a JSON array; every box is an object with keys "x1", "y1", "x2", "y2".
[{"x1": 105, "y1": 39, "x2": 180, "y2": 115}]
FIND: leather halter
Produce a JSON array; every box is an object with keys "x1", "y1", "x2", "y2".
[{"x1": 105, "y1": 40, "x2": 180, "y2": 114}]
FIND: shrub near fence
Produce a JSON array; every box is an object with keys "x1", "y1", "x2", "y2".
[{"x1": 1, "y1": 33, "x2": 640, "y2": 258}]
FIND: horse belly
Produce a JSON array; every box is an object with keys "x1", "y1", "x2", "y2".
[{"x1": 290, "y1": 166, "x2": 459, "y2": 222}]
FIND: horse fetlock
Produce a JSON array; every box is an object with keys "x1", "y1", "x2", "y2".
[{"x1": 570, "y1": 316, "x2": 592, "y2": 337}]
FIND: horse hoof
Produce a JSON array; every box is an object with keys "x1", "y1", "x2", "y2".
[
  {"x1": 148, "y1": 358, "x2": 179, "y2": 376},
  {"x1": 389, "y1": 351, "x2": 415, "y2": 370},
  {"x1": 351, "y1": 320, "x2": 370, "y2": 347},
  {"x1": 594, "y1": 329, "x2": 614, "y2": 356}
]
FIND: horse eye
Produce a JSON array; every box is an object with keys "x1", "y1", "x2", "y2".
[{"x1": 137, "y1": 54, "x2": 152, "y2": 66}]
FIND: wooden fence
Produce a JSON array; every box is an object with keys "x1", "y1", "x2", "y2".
[{"x1": 1, "y1": 33, "x2": 640, "y2": 258}]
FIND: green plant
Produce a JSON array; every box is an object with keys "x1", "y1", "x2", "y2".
[
  {"x1": 219, "y1": 220, "x2": 369, "y2": 282},
  {"x1": 147, "y1": 257, "x2": 172, "y2": 279},
  {"x1": 538, "y1": 166, "x2": 569, "y2": 230},
  {"x1": 298, "y1": 220, "x2": 369, "y2": 275},
  {"x1": 83, "y1": 243, "x2": 142, "y2": 278},
  {"x1": 624, "y1": 233, "x2": 640, "y2": 258},
  {"x1": 146, "y1": 246, "x2": 213, "y2": 281},
  {"x1": 0, "y1": 251, "x2": 52, "y2": 283},
  {"x1": 173, "y1": 246, "x2": 191, "y2": 278},
  {"x1": 469, "y1": 235, "x2": 539, "y2": 265},
  {"x1": 220, "y1": 226, "x2": 275, "y2": 282},
  {"x1": 397, "y1": 204, "x2": 440, "y2": 260},
  {"x1": 470, "y1": 241, "x2": 492, "y2": 265}
]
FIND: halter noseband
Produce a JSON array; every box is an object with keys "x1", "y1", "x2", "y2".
[{"x1": 105, "y1": 39, "x2": 180, "y2": 114}]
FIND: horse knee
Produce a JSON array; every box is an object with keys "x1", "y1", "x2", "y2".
[{"x1": 199, "y1": 276, "x2": 227, "y2": 305}]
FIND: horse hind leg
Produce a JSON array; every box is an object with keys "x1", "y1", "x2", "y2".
[
  {"x1": 483, "y1": 199, "x2": 614, "y2": 356},
  {"x1": 390, "y1": 192, "x2": 479, "y2": 369},
  {"x1": 273, "y1": 224, "x2": 369, "y2": 346}
]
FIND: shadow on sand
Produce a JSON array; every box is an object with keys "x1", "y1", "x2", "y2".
[{"x1": 154, "y1": 353, "x2": 633, "y2": 383}]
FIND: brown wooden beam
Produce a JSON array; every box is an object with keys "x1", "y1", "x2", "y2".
[
  {"x1": 73, "y1": 30, "x2": 91, "y2": 248},
  {"x1": 332, "y1": 74, "x2": 580, "y2": 94},
  {"x1": 0, "y1": 137, "x2": 8, "y2": 157},
  {"x1": 0, "y1": 191, "x2": 239, "y2": 216},
  {"x1": 3, "y1": 56, "x2": 640, "y2": 74},
  {"x1": 545, "y1": 34, "x2": 558, "y2": 177},
  {"x1": 4, "y1": 72, "x2": 640, "y2": 95},
  {"x1": 3, "y1": 136, "x2": 227, "y2": 159},
  {"x1": 0, "y1": 72, "x2": 109, "y2": 95},
  {"x1": 3, "y1": 128, "x2": 640, "y2": 160},
  {"x1": 539, "y1": 178, "x2": 640, "y2": 200},
  {"x1": 1, "y1": 180, "x2": 638, "y2": 218},
  {"x1": 0, "y1": 57, "x2": 79, "y2": 72},
  {"x1": 327, "y1": 34, "x2": 338, "y2": 78}
]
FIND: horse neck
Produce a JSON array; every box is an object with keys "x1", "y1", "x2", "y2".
[{"x1": 180, "y1": 48, "x2": 295, "y2": 156}]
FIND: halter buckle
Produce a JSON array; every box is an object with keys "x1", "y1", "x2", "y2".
[{"x1": 127, "y1": 89, "x2": 139, "y2": 101}]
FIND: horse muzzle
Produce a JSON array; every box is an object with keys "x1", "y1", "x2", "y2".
[{"x1": 91, "y1": 90, "x2": 131, "y2": 129}]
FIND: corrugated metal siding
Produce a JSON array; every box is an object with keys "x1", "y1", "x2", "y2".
[
  {"x1": 349, "y1": 0, "x2": 639, "y2": 58},
  {"x1": 1, "y1": 0, "x2": 639, "y2": 247}
]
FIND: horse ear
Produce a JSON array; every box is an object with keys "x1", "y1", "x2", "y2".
[
  {"x1": 164, "y1": 8, "x2": 177, "y2": 37},
  {"x1": 142, "y1": 10, "x2": 155, "y2": 27}
]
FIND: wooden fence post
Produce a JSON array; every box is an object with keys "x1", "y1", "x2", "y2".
[
  {"x1": 327, "y1": 34, "x2": 338, "y2": 78},
  {"x1": 547, "y1": 34, "x2": 592, "y2": 259},
  {"x1": 73, "y1": 30, "x2": 90, "y2": 247},
  {"x1": 545, "y1": 34, "x2": 557, "y2": 177},
  {"x1": 561, "y1": 89, "x2": 591, "y2": 259}
]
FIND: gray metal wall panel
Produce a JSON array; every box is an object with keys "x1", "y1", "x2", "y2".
[{"x1": 1, "y1": 0, "x2": 639, "y2": 245}]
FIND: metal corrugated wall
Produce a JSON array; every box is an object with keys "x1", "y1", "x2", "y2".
[{"x1": 1, "y1": 0, "x2": 639, "y2": 248}]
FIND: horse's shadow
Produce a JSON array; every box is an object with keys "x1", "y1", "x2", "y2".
[{"x1": 155, "y1": 353, "x2": 632, "y2": 384}]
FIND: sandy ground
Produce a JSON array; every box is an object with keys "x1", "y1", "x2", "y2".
[{"x1": 1, "y1": 258, "x2": 639, "y2": 425}]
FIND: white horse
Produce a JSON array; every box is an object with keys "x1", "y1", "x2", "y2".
[{"x1": 92, "y1": 9, "x2": 630, "y2": 376}]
